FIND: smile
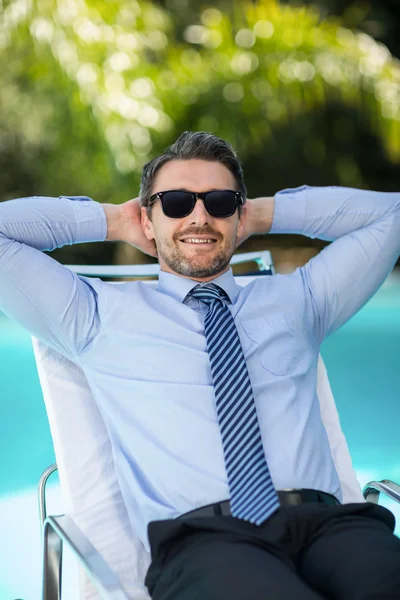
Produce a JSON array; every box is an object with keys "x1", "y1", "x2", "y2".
[{"x1": 180, "y1": 238, "x2": 216, "y2": 244}]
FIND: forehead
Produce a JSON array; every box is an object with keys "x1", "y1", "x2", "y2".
[{"x1": 153, "y1": 159, "x2": 236, "y2": 192}]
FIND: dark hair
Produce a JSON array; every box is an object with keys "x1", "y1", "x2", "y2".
[{"x1": 139, "y1": 131, "x2": 247, "y2": 216}]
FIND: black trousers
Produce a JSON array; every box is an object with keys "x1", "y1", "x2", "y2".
[{"x1": 144, "y1": 502, "x2": 400, "y2": 600}]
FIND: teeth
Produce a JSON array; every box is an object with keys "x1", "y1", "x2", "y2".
[{"x1": 184, "y1": 239, "x2": 214, "y2": 244}]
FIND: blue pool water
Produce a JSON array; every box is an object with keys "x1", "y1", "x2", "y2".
[{"x1": 0, "y1": 274, "x2": 399, "y2": 599}]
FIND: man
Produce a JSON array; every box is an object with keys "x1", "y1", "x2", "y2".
[{"x1": 0, "y1": 131, "x2": 399, "y2": 599}]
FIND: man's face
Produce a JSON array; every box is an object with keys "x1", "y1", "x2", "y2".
[{"x1": 141, "y1": 159, "x2": 246, "y2": 281}]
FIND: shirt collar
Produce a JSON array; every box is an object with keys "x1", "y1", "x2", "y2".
[{"x1": 157, "y1": 267, "x2": 240, "y2": 305}]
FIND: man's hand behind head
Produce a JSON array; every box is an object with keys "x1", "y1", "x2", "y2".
[
  {"x1": 235, "y1": 196, "x2": 275, "y2": 250},
  {"x1": 114, "y1": 198, "x2": 158, "y2": 258}
]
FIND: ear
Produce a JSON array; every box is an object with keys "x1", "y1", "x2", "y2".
[
  {"x1": 237, "y1": 202, "x2": 247, "y2": 238},
  {"x1": 141, "y1": 206, "x2": 155, "y2": 241}
]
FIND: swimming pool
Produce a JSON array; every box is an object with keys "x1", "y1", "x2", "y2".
[{"x1": 1, "y1": 273, "x2": 399, "y2": 599}]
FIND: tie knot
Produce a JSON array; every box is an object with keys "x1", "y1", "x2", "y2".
[{"x1": 188, "y1": 282, "x2": 230, "y2": 305}]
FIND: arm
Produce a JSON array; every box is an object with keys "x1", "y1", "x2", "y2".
[
  {"x1": 0, "y1": 195, "x2": 109, "y2": 359},
  {"x1": 248, "y1": 185, "x2": 400, "y2": 342}
]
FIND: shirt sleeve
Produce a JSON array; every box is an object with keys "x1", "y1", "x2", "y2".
[
  {"x1": 270, "y1": 185, "x2": 400, "y2": 343},
  {"x1": 0, "y1": 195, "x2": 108, "y2": 360}
]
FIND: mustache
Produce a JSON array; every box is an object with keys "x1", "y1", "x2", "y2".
[{"x1": 174, "y1": 228, "x2": 222, "y2": 241}]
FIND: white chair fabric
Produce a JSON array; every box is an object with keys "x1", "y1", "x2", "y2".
[{"x1": 31, "y1": 276, "x2": 364, "y2": 600}]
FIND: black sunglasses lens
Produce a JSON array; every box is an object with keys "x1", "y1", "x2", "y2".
[
  {"x1": 205, "y1": 191, "x2": 238, "y2": 217},
  {"x1": 161, "y1": 191, "x2": 194, "y2": 218},
  {"x1": 159, "y1": 190, "x2": 239, "y2": 218}
]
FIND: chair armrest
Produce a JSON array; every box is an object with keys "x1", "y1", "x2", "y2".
[
  {"x1": 230, "y1": 251, "x2": 274, "y2": 273},
  {"x1": 43, "y1": 514, "x2": 130, "y2": 600},
  {"x1": 363, "y1": 480, "x2": 400, "y2": 505}
]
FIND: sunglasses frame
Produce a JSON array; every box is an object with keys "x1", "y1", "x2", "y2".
[{"x1": 148, "y1": 189, "x2": 245, "y2": 218}]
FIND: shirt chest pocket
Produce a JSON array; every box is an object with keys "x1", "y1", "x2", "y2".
[{"x1": 240, "y1": 315, "x2": 300, "y2": 376}]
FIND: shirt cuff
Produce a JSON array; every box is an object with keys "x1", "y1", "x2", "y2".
[
  {"x1": 61, "y1": 196, "x2": 108, "y2": 243},
  {"x1": 270, "y1": 185, "x2": 309, "y2": 235}
]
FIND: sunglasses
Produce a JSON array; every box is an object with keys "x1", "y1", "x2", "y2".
[{"x1": 148, "y1": 189, "x2": 245, "y2": 219}]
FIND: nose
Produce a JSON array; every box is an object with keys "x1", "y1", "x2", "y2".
[{"x1": 188, "y1": 198, "x2": 210, "y2": 226}]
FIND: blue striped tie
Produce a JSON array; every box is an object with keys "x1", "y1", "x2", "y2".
[{"x1": 189, "y1": 282, "x2": 280, "y2": 525}]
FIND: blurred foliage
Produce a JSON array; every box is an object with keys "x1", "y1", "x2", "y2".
[
  {"x1": 1, "y1": 0, "x2": 400, "y2": 197},
  {"x1": 0, "y1": 0, "x2": 399, "y2": 266},
  {"x1": 282, "y1": 0, "x2": 400, "y2": 57}
]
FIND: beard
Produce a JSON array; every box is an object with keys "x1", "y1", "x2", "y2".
[{"x1": 156, "y1": 231, "x2": 237, "y2": 279}]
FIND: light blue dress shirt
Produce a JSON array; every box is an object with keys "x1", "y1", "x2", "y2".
[{"x1": 0, "y1": 186, "x2": 399, "y2": 553}]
